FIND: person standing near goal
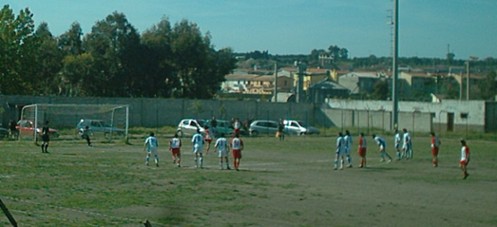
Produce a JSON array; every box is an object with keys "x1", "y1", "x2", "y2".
[
  {"x1": 144, "y1": 132, "x2": 159, "y2": 167},
  {"x1": 80, "y1": 126, "x2": 92, "y2": 147},
  {"x1": 215, "y1": 133, "x2": 231, "y2": 170},
  {"x1": 169, "y1": 133, "x2": 182, "y2": 167},
  {"x1": 372, "y1": 134, "x2": 393, "y2": 163},
  {"x1": 230, "y1": 133, "x2": 244, "y2": 171},
  {"x1": 41, "y1": 121, "x2": 50, "y2": 153},
  {"x1": 192, "y1": 128, "x2": 204, "y2": 168}
]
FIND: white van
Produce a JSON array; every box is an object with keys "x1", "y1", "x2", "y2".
[{"x1": 283, "y1": 120, "x2": 320, "y2": 135}]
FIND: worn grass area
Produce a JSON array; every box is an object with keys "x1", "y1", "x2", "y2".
[{"x1": 1, "y1": 135, "x2": 496, "y2": 226}]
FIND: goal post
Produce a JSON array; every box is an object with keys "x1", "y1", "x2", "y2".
[{"x1": 19, "y1": 104, "x2": 129, "y2": 142}]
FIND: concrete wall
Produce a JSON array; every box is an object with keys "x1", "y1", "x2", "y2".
[
  {"x1": 0, "y1": 95, "x2": 492, "y2": 133},
  {"x1": 322, "y1": 108, "x2": 433, "y2": 133},
  {"x1": 326, "y1": 99, "x2": 488, "y2": 132},
  {"x1": 0, "y1": 95, "x2": 317, "y2": 129}
]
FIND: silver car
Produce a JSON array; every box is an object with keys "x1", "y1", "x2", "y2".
[
  {"x1": 249, "y1": 120, "x2": 280, "y2": 136},
  {"x1": 176, "y1": 119, "x2": 206, "y2": 137}
]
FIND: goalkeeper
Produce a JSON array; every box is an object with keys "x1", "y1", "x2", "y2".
[{"x1": 80, "y1": 126, "x2": 92, "y2": 146}]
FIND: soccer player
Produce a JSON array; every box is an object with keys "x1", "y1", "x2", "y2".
[
  {"x1": 344, "y1": 130, "x2": 353, "y2": 167},
  {"x1": 192, "y1": 128, "x2": 204, "y2": 168},
  {"x1": 144, "y1": 132, "x2": 159, "y2": 167},
  {"x1": 80, "y1": 126, "x2": 92, "y2": 147},
  {"x1": 169, "y1": 133, "x2": 182, "y2": 167},
  {"x1": 402, "y1": 128, "x2": 413, "y2": 159},
  {"x1": 372, "y1": 134, "x2": 393, "y2": 163},
  {"x1": 230, "y1": 133, "x2": 244, "y2": 171},
  {"x1": 394, "y1": 129, "x2": 402, "y2": 160},
  {"x1": 430, "y1": 132, "x2": 441, "y2": 167},
  {"x1": 459, "y1": 139, "x2": 470, "y2": 179},
  {"x1": 204, "y1": 126, "x2": 213, "y2": 154},
  {"x1": 215, "y1": 133, "x2": 231, "y2": 170},
  {"x1": 357, "y1": 132, "x2": 367, "y2": 168},
  {"x1": 334, "y1": 132, "x2": 346, "y2": 170},
  {"x1": 41, "y1": 120, "x2": 50, "y2": 153}
]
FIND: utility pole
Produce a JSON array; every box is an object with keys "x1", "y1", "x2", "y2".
[
  {"x1": 392, "y1": 0, "x2": 399, "y2": 130},
  {"x1": 466, "y1": 60, "x2": 469, "y2": 100},
  {"x1": 273, "y1": 62, "x2": 278, "y2": 102},
  {"x1": 295, "y1": 61, "x2": 306, "y2": 103}
]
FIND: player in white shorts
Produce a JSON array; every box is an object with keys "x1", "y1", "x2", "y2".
[
  {"x1": 191, "y1": 128, "x2": 204, "y2": 168},
  {"x1": 344, "y1": 130, "x2": 353, "y2": 167},
  {"x1": 402, "y1": 128, "x2": 413, "y2": 159},
  {"x1": 394, "y1": 129, "x2": 402, "y2": 160},
  {"x1": 334, "y1": 132, "x2": 346, "y2": 170},
  {"x1": 214, "y1": 133, "x2": 231, "y2": 170},
  {"x1": 144, "y1": 132, "x2": 159, "y2": 167},
  {"x1": 373, "y1": 134, "x2": 393, "y2": 163}
]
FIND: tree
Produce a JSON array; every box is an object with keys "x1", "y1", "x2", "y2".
[
  {"x1": 0, "y1": 5, "x2": 38, "y2": 95},
  {"x1": 371, "y1": 79, "x2": 389, "y2": 100},
  {"x1": 479, "y1": 71, "x2": 497, "y2": 100},
  {"x1": 83, "y1": 12, "x2": 143, "y2": 97},
  {"x1": 141, "y1": 18, "x2": 177, "y2": 97},
  {"x1": 32, "y1": 22, "x2": 63, "y2": 95}
]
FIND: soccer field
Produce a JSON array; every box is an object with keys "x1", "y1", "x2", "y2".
[{"x1": 1, "y1": 135, "x2": 496, "y2": 226}]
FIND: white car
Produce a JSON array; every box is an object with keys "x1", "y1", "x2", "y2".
[
  {"x1": 176, "y1": 119, "x2": 206, "y2": 137},
  {"x1": 283, "y1": 120, "x2": 320, "y2": 135}
]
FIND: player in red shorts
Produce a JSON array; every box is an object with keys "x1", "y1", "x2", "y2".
[
  {"x1": 357, "y1": 132, "x2": 367, "y2": 168},
  {"x1": 204, "y1": 126, "x2": 213, "y2": 154},
  {"x1": 430, "y1": 132, "x2": 441, "y2": 167},
  {"x1": 230, "y1": 133, "x2": 244, "y2": 171},
  {"x1": 169, "y1": 133, "x2": 182, "y2": 167},
  {"x1": 459, "y1": 139, "x2": 470, "y2": 179}
]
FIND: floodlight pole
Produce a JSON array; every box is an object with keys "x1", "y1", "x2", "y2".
[{"x1": 392, "y1": 0, "x2": 399, "y2": 130}]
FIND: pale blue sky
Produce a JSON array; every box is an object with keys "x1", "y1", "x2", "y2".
[{"x1": 4, "y1": 0, "x2": 497, "y2": 59}]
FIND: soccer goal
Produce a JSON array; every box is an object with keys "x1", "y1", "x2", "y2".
[{"x1": 19, "y1": 104, "x2": 129, "y2": 142}]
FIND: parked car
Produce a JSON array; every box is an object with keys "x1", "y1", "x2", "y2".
[
  {"x1": 76, "y1": 119, "x2": 125, "y2": 138},
  {"x1": 204, "y1": 119, "x2": 234, "y2": 137},
  {"x1": 249, "y1": 120, "x2": 280, "y2": 136},
  {"x1": 283, "y1": 120, "x2": 320, "y2": 135},
  {"x1": 0, "y1": 127, "x2": 8, "y2": 139},
  {"x1": 176, "y1": 119, "x2": 206, "y2": 137},
  {"x1": 16, "y1": 120, "x2": 59, "y2": 138}
]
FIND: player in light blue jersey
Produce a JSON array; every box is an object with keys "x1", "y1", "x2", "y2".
[
  {"x1": 191, "y1": 128, "x2": 204, "y2": 168},
  {"x1": 334, "y1": 132, "x2": 346, "y2": 170},
  {"x1": 344, "y1": 130, "x2": 353, "y2": 167},
  {"x1": 373, "y1": 134, "x2": 392, "y2": 163},
  {"x1": 144, "y1": 132, "x2": 159, "y2": 167},
  {"x1": 394, "y1": 129, "x2": 402, "y2": 160},
  {"x1": 402, "y1": 128, "x2": 413, "y2": 159},
  {"x1": 214, "y1": 133, "x2": 231, "y2": 170}
]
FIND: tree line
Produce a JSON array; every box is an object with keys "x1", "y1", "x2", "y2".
[{"x1": 0, "y1": 5, "x2": 236, "y2": 98}]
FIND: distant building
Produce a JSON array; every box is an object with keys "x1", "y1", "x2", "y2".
[
  {"x1": 308, "y1": 78, "x2": 350, "y2": 103},
  {"x1": 338, "y1": 72, "x2": 380, "y2": 95}
]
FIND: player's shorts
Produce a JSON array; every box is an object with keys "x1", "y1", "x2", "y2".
[
  {"x1": 193, "y1": 144, "x2": 203, "y2": 154},
  {"x1": 344, "y1": 148, "x2": 351, "y2": 155},
  {"x1": 217, "y1": 149, "x2": 228, "y2": 158},
  {"x1": 171, "y1": 148, "x2": 180, "y2": 156},
  {"x1": 358, "y1": 147, "x2": 366, "y2": 157},
  {"x1": 41, "y1": 134, "x2": 49, "y2": 142},
  {"x1": 460, "y1": 158, "x2": 470, "y2": 166},
  {"x1": 147, "y1": 147, "x2": 158, "y2": 156},
  {"x1": 205, "y1": 138, "x2": 212, "y2": 143},
  {"x1": 232, "y1": 149, "x2": 242, "y2": 159},
  {"x1": 431, "y1": 147, "x2": 439, "y2": 156}
]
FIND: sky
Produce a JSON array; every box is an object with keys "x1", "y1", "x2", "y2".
[{"x1": 4, "y1": 0, "x2": 497, "y2": 59}]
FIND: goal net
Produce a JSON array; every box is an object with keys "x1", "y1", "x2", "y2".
[{"x1": 18, "y1": 104, "x2": 129, "y2": 142}]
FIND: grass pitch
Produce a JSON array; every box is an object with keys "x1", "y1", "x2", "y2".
[{"x1": 1, "y1": 134, "x2": 496, "y2": 226}]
